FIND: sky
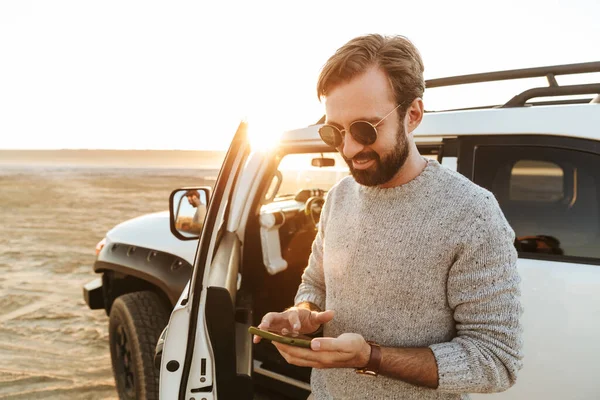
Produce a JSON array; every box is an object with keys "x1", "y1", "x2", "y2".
[{"x1": 0, "y1": 0, "x2": 598, "y2": 150}]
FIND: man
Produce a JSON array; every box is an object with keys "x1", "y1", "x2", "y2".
[
  {"x1": 254, "y1": 34, "x2": 523, "y2": 399},
  {"x1": 181, "y1": 189, "x2": 206, "y2": 233}
]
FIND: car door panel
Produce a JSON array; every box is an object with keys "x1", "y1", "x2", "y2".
[
  {"x1": 205, "y1": 285, "x2": 253, "y2": 398},
  {"x1": 460, "y1": 134, "x2": 600, "y2": 399},
  {"x1": 160, "y1": 121, "x2": 252, "y2": 400}
]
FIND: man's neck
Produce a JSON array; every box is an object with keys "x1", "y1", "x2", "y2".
[{"x1": 378, "y1": 149, "x2": 427, "y2": 189}]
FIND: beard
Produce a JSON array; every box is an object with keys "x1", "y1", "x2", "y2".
[{"x1": 343, "y1": 125, "x2": 410, "y2": 187}]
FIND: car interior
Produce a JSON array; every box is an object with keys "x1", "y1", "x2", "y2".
[{"x1": 240, "y1": 151, "x2": 346, "y2": 388}]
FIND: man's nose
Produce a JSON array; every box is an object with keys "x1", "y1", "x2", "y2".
[{"x1": 340, "y1": 131, "x2": 364, "y2": 160}]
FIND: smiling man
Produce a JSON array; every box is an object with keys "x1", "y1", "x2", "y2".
[{"x1": 254, "y1": 34, "x2": 523, "y2": 399}]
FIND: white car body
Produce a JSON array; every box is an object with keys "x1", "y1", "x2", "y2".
[
  {"x1": 106, "y1": 211, "x2": 197, "y2": 265},
  {"x1": 154, "y1": 102, "x2": 600, "y2": 399}
]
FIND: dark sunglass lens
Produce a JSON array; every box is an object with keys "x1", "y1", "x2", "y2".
[
  {"x1": 318, "y1": 125, "x2": 342, "y2": 147},
  {"x1": 349, "y1": 122, "x2": 377, "y2": 145}
]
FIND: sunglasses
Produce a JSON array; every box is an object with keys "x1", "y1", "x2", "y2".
[{"x1": 318, "y1": 103, "x2": 402, "y2": 148}]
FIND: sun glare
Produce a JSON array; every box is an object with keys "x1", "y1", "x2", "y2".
[{"x1": 246, "y1": 115, "x2": 285, "y2": 152}]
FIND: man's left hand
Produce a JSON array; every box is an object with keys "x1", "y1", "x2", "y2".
[{"x1": 273, "y1": 333, "x2": 371, "y2": 369}]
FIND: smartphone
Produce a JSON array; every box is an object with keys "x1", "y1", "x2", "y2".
[{"x1": 248, "y1": 326, "x2": 313, "y2": 348}]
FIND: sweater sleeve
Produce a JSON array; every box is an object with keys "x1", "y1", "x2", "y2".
[
  {"x1": 429, "y1": 194, "x2": 524, "y2": 393},
  {"x1": 293, "y1": 191, "x2": 333, "y2": 311}
]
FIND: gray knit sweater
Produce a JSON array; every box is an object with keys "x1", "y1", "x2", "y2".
[{"x1": 295, "y1": 159, "x2": 523, "y2": 400}]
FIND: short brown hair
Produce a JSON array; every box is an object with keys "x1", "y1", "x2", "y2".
[
  {"x1": 317, "y1": 34, "x2": 425, "y2": 108},
  {"x1": 184, "y1": 189, "x2": 199, "y2": 198}
]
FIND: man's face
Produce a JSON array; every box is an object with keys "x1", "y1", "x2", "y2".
[
  {"x1": 324, "y1": 66, "x2": 411, "y2": 187},
  {"x1": 187, "y1": 195, "x2": 200, "y2": 207}
]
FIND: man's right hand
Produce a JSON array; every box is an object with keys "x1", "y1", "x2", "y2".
[{"x1": 253, "y1": 306, "x2": 335, "y2": 344}]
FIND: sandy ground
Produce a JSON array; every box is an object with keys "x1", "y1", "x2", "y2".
[{"x1": 0, "y1": 166, "x2": 219, "y2": 399}]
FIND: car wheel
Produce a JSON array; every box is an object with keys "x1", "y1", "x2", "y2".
[{"x1": 109, "y1": 291, "x2": 171, "y2": 400}]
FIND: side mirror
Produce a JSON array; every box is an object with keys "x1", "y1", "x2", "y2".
[
  {"x1": 311, "y1": 157, "x2": 335, "y2": 167},
  {"x1": 169, "y1": 187, "x2": 211, "y2": 240}
]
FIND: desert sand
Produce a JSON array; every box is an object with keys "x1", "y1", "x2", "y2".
[{"x1": 0, "y1": 153, "x2": 224, "y2": 399}]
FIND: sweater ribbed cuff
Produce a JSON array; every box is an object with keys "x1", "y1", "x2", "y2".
[
  {"x1": 429, "y1": 342, "x2": 472, "y2": 392},
  {"x1": 294, "y1": 291, "x2": 325, "y2": 312}
]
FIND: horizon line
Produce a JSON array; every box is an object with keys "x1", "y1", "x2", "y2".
[{"x1": 0, "y1": 148, "x2": 228, "y2": 152}]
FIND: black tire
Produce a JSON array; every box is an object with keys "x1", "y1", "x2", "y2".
[{"x1": 109, "y1": 291, "x2": 171, "y2": 400}]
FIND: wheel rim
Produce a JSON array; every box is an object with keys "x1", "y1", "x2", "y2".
[{"x1": 115, "y1": 324, "x2": 136, "y2": 399}]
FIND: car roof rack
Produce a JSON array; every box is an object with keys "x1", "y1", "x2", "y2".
[
  {"x1": 314, "y1": 61, "x2": 600, "y2": 123},
  {"x1": 426, "y1": 61, "x2": 600, "y2": 109}
]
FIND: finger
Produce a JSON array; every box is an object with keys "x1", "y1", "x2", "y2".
[
  {"x1": 287, "y1": 310, "x2": 301, "y2": 333},
  {"x1": 259, "y1": 312, "x2": 292, "y2": 332},
  {"x1": 311, "y1": 309, "x2": 335, "y2": 325},
  {"x1": 273, "y1": 342, "x2": 334, "y2": 368},
  {"x1": 253, "y1": 334, "x2": 261, "y2": 344},
  {"x1": 273, "y1": 342, "x2": 322, "y2": 364},
  {"x1": 258, "y1": 312, "x2": 276, "y2": 330},
  {"x1": 259, "y1": 313, "x2": 286, "y2": 330},
  {"x1": 276, "y1": 346, "x2": 315, "y2": 367},
  {"x1": 282, "y1": 354, "x2": 322, "y2": 368}
]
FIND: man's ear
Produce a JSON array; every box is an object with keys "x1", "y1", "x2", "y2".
[{"x1": 406, "y1": 98, "x2": 424, "y2": 134}]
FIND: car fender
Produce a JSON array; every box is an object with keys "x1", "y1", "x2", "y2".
[
  {"x1": 94, "y1": 211, "x2": 198, "y2": 305},
  {"x1": 106, "y1": 211, "x2": 198, "y2": 264}
]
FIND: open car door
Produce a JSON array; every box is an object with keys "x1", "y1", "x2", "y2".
[{"x1": 160, "y1": 121, "x2": 253, "y2": 400}]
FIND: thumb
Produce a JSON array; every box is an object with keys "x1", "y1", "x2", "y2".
[
  {"x1": 312, "y1": 309, "x2": 335, "y2": 324},
  {"x1": 310, "y1": 336, "x2": 344, "y2": 352}
]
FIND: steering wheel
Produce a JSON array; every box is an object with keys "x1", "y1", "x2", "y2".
[{"x1": 304, "y1": 196, "x2": 325, "y2": 229}]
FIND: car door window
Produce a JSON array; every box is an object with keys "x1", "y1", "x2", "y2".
[
  {"x1": 509, "y1": 160, "x2": 564, "y2": 202},
  {"x1": 472, "y1": 145, "x2": 600, "y2": 260}
]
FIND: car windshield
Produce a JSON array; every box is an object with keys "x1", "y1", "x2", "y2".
[{"x1": 274, "y1": 152, "x2": 350, "y2": 198}]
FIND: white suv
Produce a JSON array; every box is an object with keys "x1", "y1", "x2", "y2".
[{"x1": 84, "y1": 62, "x2": 600, "y2": 399}]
